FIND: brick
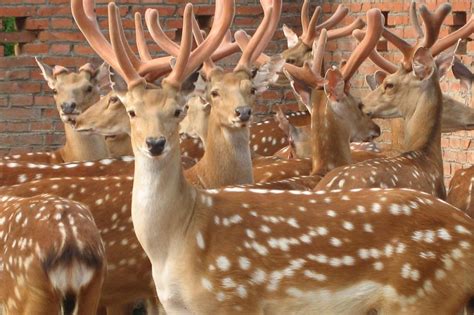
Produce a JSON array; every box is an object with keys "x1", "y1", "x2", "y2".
[
  {"x1": 49, "y1": 44, "x2": 71, "y2": 54},
  {"x1": 0, "y1": 82, "x2": 41, "y2": 93},
  {"x1": 50, "y1": 18, "x2": 74, "y2": 29},
  {"x1": 0, "y1": 7, "x2": 36, "y2": 17},
  {"x1": 0, "y1": 31, "x2": 37, "y2": 44},
  {"x1": 24, "y1": 18, "x2": 48, "y2": 30},
  {"x1": 22, "y1": 43, "x2": 49, "y2": 54},
  {"x1": 9, "y1": 95, "x2": 33, "y2": 106}
]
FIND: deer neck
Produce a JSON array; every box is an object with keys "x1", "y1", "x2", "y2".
[
  {"x1": 311, "y1": 90, "x2": 352, "y2": 176},
  {"x1": 403, "y1": 75, "x2": 443, "y2": 163},
  {"x1": 193, "y1": 115, "x2": 253, "y2": 188},
  {"x1": 105, "y1": 134, "x2": 134, "y2": 157},
  {"x1": 131, "y1": 136, "x2": 197, "y2": 266},
  {"x1": 61, "y1": 123, "x2": 110, "y2": 162}
]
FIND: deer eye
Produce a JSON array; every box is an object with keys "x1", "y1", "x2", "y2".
[
  {"x1": 128, "y1": 110, "x2": 136, "y2": 118},
  {"x1": 286, "y1": 58, "x2": 296, "y2": 65},
  {"x1": 52, "y1": 89, "x2": 58, "y2": 95},
  {"x1": 86, "y1": 85, "x2": 93, "y2": 93},
  {"x1": 385, "y1": 83, "x2": 394, "y2": 90},
  {"x1": 210, "y1": 90, "x2": 219, "y2": 98},
  {"x1": 174, "y1": 109, "x2": 182, "y2": 117},
  {"x1": 250, "y1": 87, "x2": 257, "y2": 95},
  {"x1": 109, "y1": 96, "x2": 119, "y2": 104}
]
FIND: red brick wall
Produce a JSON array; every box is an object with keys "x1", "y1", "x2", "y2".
[{"x1": 0, "y1": 0, "x2": 473, "y2": 182}]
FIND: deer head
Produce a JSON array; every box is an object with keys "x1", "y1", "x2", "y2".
[
  {"x1": 277, "y1": 2, "x2": 365, "y2": 85},
  {"x1": 74, "y1": 91, "x2": 130, "y2": 137},
  {"x1": 179, "y1": 77, "x2": 211, "y2": 143},
  {"x1": 36, "y1": 59, "x2": 109, "y2": 124},
  {"x1": 360, "y1": 1, "x2": 473, "y2": 122}
]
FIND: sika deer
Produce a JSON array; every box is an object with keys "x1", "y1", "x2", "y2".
[
  {"x1": 2, "y1": 61, "x2": 111, "y2": 163},
  {"x1": 316, "y1": 3, "x2": 472, "y2": 199},
  {"x1": 0, "y1": 194, "x2": 105, "y2": 314},
  {"x1": 0, "y1": 157, "x2": 134, "y2": 187},
  {"x1": 239, "y1": 12, "x2": 381, "y2": 182},
  {"x1": 80, "y1": 4, "x2": 474, "y2": 313},
  {"x1": 146, "y1": 0, "x2": 284, "y2": 188}
]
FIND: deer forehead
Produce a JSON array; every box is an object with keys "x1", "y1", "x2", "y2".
[{"x1": 55, "y1": 73, "x2": 93, "y2": 90}]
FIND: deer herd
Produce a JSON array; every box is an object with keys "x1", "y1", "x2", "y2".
[{"x1": 0, "y1": 0, "x2": 474, "y2": 314}]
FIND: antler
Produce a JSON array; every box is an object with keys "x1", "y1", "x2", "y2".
[
  {"x1": 382, "y1": 2, "x2": 451, "y2": 69},
  {"x1": 361, "y1": 2, "x2": 472, "y2": 73},
  {"x1": 432, "y1": 15, "x2": 474, "y2": 57},
  {"x1": 191, "y1": 13, "x2": 216, "y2": 79},
  {"x1": 234, "y1": 0, "x2": 281, "y2": 72},
  {"x1": 135, "y1": 12, "x2": 152, "y2": 62},
  {"x1": 353, "y1": 29, "x2": 398, "y2": 74},
  {"x1": 341, "y1": 8, "x2": 384, "y2": 83},
  {"x1": 327, "y1": 17, "x2": 366, "y2": 40},
  {"x1": 146, "y1": 0, "x2": 235, "y2": 80},
  {"x1": 300, "y1": 3, "x2": 354, "y2": 46},
  {"x1": 284, "y1": 29, "x2": 328, "y2": 88},
  {"x1": 71, "y1": 0, "x2": 172, "y2": 81},
  {"x1": 234, "y1": 30, "x2": 271, "y2": 66}
]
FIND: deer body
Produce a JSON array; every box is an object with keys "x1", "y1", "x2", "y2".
[
  {"x1": 317, "y1": 66, "x2": 445, "y2": 198},
  {"x1": 74, "y1": 1, "x2": 474, "y2": 313},
  {"x1": 132, "y1": 134, "x2": 474, "y2": 314},
  {"x1": 0, "y1": 194, "x2": 105, "y2": 314},
  {"x1": 0, "y1": 177, "x2": 156, "y2": 312},
  {"x1": 448, "y1": 167, "x2": 474, "y2": 218},
  {"x1": 0, "y1": 157, "x2": 134, "y2": 187},
  {"x1": 185, "y1": 71, "x2": 255, "y2": 189}
]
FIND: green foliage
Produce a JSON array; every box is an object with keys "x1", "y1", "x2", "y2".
[{"x1": 2, "y1": 17, "x2": 17, "y2": 56}]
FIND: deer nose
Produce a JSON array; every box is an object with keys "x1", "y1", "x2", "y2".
[
  {"x1": 371, "y1": 125, "x2": 381, "y2": 138},
  {"x1": 235, "y1": 106, "x2": 252, "y2": 122},
  {"x1": 61, "y1": 102, "x2": 77, "y2": 114},
  {"x1": 146, "y1": 137, "x2": 166, "y2": 156}
]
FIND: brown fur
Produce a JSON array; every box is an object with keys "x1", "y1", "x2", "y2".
[
  {"x1": 317, "y1": 60, "x2": 446, "y2": 199},
  {"x1": 25, "y1": 61, "x2": 111, "y2": 163},
  {"x1": 0, "y1": 194, "x2": 105, "y2": 315},
  {"x1": 0, "y1": 178, "x2": 155, "y2": 312},
  {"x1": 121, "y1": 81, "x2": 474, "y2": 314},
  {"x1": 0, "y1": 158, "x2": 134, "y2": 187},
  {"x1": 447, "y1": 167, "x2": 474, "y2": 217}
]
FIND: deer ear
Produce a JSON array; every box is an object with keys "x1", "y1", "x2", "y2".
[
  {"x1": 93, "y1": 62, "x2": 111, "y2": 89},
  {"x1": 283, "y1": 68, "x2": 312, "y2": 111},
  {"x1": 324, "y1": 68, "x2": 345, "y2": 101},
  {"x1": 452, "y1": 57, "x2": 473, "y2": 92},
  {"x1": 283, "y1": 24, "x2": 299, "y2": 49},
  {"x1": 109, "y1": 70, "x2": 128, "y2": 102},
  {"x1": 199, "y1": 96, "x2": 211, "y2": 113},
  {"x1": 412, "y1": 47, "x2": 435, "y2": 80},
  {"x1": 274, "y1": 108, "x2": 291, "y2": 137},
  {"x1": 374, "y1": 70, "x2": 387, "y2": 86},
  {"x1": 365, "y1": 74, "x2": 377, "y2": 91},
  {"x1": 36, "y1": 57, "x2": 56, "y2": 89},
  {"x1": 435, "y1": 40, "x2": 461, "y2": 81},
  {"x1": 252, "y1": 55, "x2": 285, "y2": 93}
]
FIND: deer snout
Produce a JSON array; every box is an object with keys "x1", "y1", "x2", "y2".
[
  {"x1": 370, "y1": 124, "x2": 381, "y2": 139},
  {"x1": 235, "y1": 106, "x2": 252, "y2": 122},
  {"x1": 61, "y1": 102, "x2": 77, "y2": 114},
  {"x1": 146, "y1": 137, "x2": 167, "y2": 156}
]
